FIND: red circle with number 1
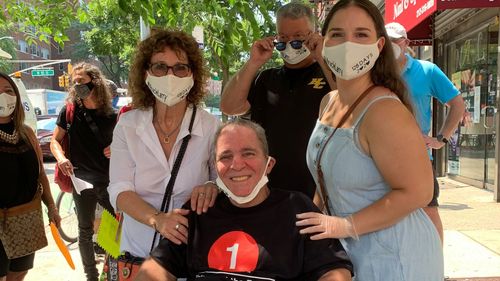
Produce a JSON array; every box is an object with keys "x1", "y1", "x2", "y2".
[{"x1": 207, "y1": 231, "x2": 259, "y2": 272}]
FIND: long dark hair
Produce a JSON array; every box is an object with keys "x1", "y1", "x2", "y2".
[{"x1": 322, "y1": 0, "x2": 413, "y2": 113}]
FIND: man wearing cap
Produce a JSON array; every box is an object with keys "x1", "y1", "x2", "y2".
[
  {"x1": 385, "y1": 22, "x2": 466, "y2": 242},
  {"x1": 220, "y1": 2, "x2": 334, "y2": 202}
]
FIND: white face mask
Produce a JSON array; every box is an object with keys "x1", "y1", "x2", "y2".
[
  {"x1": 280, "y1": 43, "x2": 311, "y2": 65},
  {"x1": 322, "y1": 40, "x2": 380, "y2": 80},
  {"x1": 216, "y1": 157, "x2": 271, "y2": 205},
  {"x1": 391, "y1": 42, "x2": 402, "y2": 60},
  {"x1": 0, "y1": 93, "x2": 16, "y2": 117},
  {"x1": 146, "y1": 73, "x2": 194, "y2": 106}
]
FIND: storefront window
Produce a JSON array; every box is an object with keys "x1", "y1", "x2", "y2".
[{"x1": 446, "y1": 21, "x2": 498, "y2": 187}]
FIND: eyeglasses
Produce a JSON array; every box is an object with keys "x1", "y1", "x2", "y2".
[
  {"x1": 149, "y1": 63, "x2": 191, "y2": 78},
  {"x1": 273, "y1": 40, "x2": 304, "y2": 51}
]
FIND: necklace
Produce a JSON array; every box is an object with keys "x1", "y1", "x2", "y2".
[
  {"x1": 0, "y1": 128, "x2": 19, "y2": 144},
  {"x1": 155, "y1": 119, "x2": 182, "y2": 144}
]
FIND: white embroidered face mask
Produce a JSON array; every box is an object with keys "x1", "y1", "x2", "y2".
[
  {"x1": 280, "y1": 43, "x2": 311, "y2": 65},
  {"x1": 146, "y1": 73, "x2": 194, "y2": 107},
  {"x1": 391, "y1": 42, "x2": 402, "y2": 60},
  {"x1": 322, "y1": 40, "x2": 380, "y2": 80},
  {"x1": 0, "y1": 93, "x2": 16, "y2": 117},
  {"x1": 216, "y1": 157, "x2": 271, "y2": 205}
]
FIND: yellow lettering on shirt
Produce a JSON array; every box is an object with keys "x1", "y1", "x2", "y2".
[{"x1": 308, "y1": 78, "x2": 326, "y2": 89}]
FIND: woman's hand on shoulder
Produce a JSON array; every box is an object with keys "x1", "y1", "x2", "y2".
[
  {"x1": 152, "y1": 209, "x2": 190, "y2": 245},
  {"x1": 190, "y1": 182, "x2": 218, "y2": 215},
  {"x1": 296, "y1": 212, "x2": 358, "y2": 240}
]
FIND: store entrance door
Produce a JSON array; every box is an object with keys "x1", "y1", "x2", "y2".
[{"x1": 446, "y1": 21, "x2": 499, "y2": 190}]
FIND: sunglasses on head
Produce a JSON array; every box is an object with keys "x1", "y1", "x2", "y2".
[{"x1": 273, "y1": 40, "x2": 304, "y2": 51}]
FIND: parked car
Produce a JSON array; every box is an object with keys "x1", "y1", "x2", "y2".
[{"x1": 36, "y1": 115, "x2": 57, "y2": 159}]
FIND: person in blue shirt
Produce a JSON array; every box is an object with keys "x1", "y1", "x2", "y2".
[{"x1": 386, "y1": 22, "x2": 466, "y2": 243}]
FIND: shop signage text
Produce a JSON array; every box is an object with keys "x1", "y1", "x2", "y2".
[
  {"x1": 386, "y1": 0, "x2": 437, "y2": 32},
  {"x1": 438, "y1": 0, "x2": 500, "y2": 9}
]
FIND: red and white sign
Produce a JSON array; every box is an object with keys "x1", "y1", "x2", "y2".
[
  {"x1": 385, "y1": 0, "x2": 437, "y2": 32},
  {"x1": 438, "y1": 0, "x2": 500, "y2": 9},
  {"x1": 385, "y1": 0, "x2": 500, "y2": 33}
]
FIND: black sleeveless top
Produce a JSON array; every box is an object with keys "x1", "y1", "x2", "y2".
[{"x1": 0, "y1": 122, "x2": 39, "y2": 208}]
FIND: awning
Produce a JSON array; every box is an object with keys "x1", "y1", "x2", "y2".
[{"x1": 385, "y1": 0, "x2": 500, "y2": 45}]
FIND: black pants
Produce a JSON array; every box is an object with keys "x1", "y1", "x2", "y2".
[{"x1": 73, "y1": 182, "x2": 115, "y2": 281}]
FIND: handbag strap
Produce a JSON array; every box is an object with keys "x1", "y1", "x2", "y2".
[
  {"x1": 317, "y1": 84, "x2": 376, "y2": 215},
  {"x1": 62, "y1": 102, "x2": 75, "y2": 159},
  {"x1": 82, "y1": 108, "x2": 107, "y2": 147},
  {"x1": 150, "y1": 106, "x2": 197, "y2": 252}
]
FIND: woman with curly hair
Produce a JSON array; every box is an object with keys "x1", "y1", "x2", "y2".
[
  {"x1": 108, "y1": 29, "x2": 220, "y2": 264},
  {"x1": 50, "y1": 62, "x2": 116, "y2": 281}
]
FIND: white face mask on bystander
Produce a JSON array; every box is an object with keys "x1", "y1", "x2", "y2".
[
  {"x1": 391, "y1": 42, "x2": 402, "y2": 60},
  {"x1": 280, "y1": 43, "x2": 311, "y2": 65},
  {"x1": 0, "y1": 93, "x2": 16, "y2": 117},
  {"x1": 322, "y1": 40, "x2": 380, "y2": 80},
  {"x1": 146, "y1": 73, "x2": 194, "y2": 107}
]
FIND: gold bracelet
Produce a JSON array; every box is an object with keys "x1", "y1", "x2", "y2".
[{"x1": 150, "y1": 211, "x2": 161, "y2": 231}]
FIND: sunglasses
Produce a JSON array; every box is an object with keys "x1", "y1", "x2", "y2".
[
  {"x1": 149, "y1": 63, "x2": 191, "y2": 78},
  {"x1": 273, "y1": 40, "x2": 305, "y2": 51}
]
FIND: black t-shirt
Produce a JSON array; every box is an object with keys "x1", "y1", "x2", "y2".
[
  {"x1": 247, "y1": 62, "x2": 331, "y2": 198},
  {"x1": 151, "y1": 189, "x2": 353, "y2": 281},
  {"x1": 56, "y1": 103, "x2": 117, "y2": 184},
  {"x1": 0, "y1": 122, "x2": 39, "y2": 208}
]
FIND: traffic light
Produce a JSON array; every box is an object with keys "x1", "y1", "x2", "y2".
[
  {"x1": 58, "y1": 75, "x2": 64, "y2": 87},
  {"x1": 64, "y1": 75, "x2": 70, "y2": 87},
  {"x1": 68, "y1": 63, "x2": 73, "y2": 74}
]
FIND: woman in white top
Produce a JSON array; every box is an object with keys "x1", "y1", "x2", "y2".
[{"x1": 108, "y1": 29, "x2": 220, "y2": 258}]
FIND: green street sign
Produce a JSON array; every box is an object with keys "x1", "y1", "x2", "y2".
[{"x1": 32, "y1": 69, "x2": 55, "y2": 77}]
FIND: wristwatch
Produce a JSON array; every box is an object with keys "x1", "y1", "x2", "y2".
[{"x1": 436, "y1": 134, "x2": 449, "y2": 144}]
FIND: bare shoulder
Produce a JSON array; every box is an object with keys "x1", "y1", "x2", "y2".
[
  {"x1": 362, "y1": 87, "x2": 416, "y2": 132},
  {"x1": 319, "y1": 90, "x2": 338, "y2": 117}
]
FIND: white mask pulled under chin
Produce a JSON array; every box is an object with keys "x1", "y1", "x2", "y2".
[
  {"x1": 216, "y1": 157, "x2": 271, "y2": 205},
  {"x1": 280, "y1": 44, "x2": 311, "y2": 65},
  {"x1": 146, "y1": 73, "x2": 194, "y2": 107}
]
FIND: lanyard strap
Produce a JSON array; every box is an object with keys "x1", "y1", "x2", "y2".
[
  {"x1": 150, "y1": 106, "x2": 197, "y2": 252},
  {"x1": 317, "y1": 85, "x2": 377, "y2": 215}
]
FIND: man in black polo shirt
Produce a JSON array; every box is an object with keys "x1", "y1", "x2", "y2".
[
  {"x1": 135, "y1": 119, "x2": 353, "y2": 281},
  {"x1": 221, "y1": 2, "x2": 333, "y2": 200}
]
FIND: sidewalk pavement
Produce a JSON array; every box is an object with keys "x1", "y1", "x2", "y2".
[
  {"x1": 438, "y1": 177, "x2": 500, "y2": 280},
  {"x1": 24, "y1": 177, "x2": 500, "y2": 280}
]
